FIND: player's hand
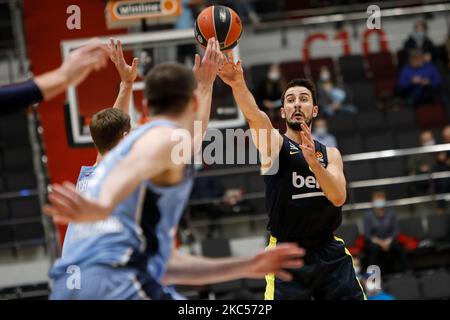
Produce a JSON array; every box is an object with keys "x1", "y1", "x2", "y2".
[
  {"x1": 43, "y1": 182, "x2": 112, "y2": 225},
  {"x1": 58, "y1": 40, "x2": 109, "y2": 87},
  {"x1": 299, "y1": 122, "x2": 318, "y2": 167},
  {"x1": 218, "y1": 55, "x2": 245, "y2": 88},
  {"x1": 245, "y1": 243, "x2": 305, "y2": 281},
  {"x1": 193, "y1": 37, "x2": 224, "y2": 86},
  {"x1": 108, "y1": 38, "x2": 139, "y2": 84}
]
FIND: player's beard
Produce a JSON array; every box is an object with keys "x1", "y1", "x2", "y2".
[{"x1": 286, "y1": 113, "x2": 312, "y2": 131}]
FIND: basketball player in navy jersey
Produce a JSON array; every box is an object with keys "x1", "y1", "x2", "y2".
[
  {"x1": 44, "y1": 38, "x2": 305, "y2": 300},
  {"x1": 218, "y1": 58, "x2": 366, "y2": 300}
]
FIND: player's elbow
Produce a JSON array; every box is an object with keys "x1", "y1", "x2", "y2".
[{"x1": 330, "y1": 192, "x2": 346, "y2": 207}]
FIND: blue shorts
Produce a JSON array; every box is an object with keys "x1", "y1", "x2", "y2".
[{"x1": 49, "y1": 265, "x2": 178, "y2": 300}]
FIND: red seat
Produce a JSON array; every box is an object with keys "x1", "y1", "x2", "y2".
[
  {"x1": 279, "y1": 60, "x2": 306, "y2": 82},
  {"x1": 415, "y1": 103, "x2": 448, "y2": 130}
]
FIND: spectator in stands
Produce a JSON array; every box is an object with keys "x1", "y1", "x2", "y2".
[
  {"x1": 312, "y1": 117, "x2": 337, "y2": 148},
  {"x1": 363, "y1": 190, "x2": 408, "y2": 274},
  {"x1": 442, "y1": 125, "x2": 450, "y2": 144},
  {"x1": 317, "y1": 66, "x2": 357, "y2": 117},
  {"x1": 397, "y1": 49, "x2": 441, "y2": 108},
  {"x1": 407, "y1": 130, "x2": 436, "y2": 195},
  {"x1": 401, "y1": 20, "x2": 437, "y2": 64},
  {"x1": 434, "y1": 150, "x2": 450, "y2": 214},
  {"x1": 257, "y1": 64, "x2": 284, "y2": 110},
  {"x1": 256, "y1": 63, "x2": 285, "y2": 127}
]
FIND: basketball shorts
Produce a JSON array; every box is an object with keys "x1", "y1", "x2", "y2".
[{"x1": 265, "y1": 235, "x2": 366, "y2": 300}]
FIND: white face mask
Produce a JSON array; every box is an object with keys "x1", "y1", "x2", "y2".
[
  {"x1": 320, "y1": 71, "x2": 331, "y2": 81},
  {"x1": 373, "y1": 199, "x2": 386, "y2": 209},
  {"x1": 422, "y1": 139, "x2": 435, "y2": 146},
  {"x1": 314, "y1": 127, "x2": 327, "y2": 136},
  {"x1": 268, "y1": 71, "x2": 280, "y2": 81}
]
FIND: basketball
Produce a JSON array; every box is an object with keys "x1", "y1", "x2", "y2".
[{"x1": 194, "y1": 5, "x2": 243, "y2": 51}]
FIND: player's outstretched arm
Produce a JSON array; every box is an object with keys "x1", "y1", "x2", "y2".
[
  {"x1": 218, "y1": 58, "x2": 283, "y2": 167},
  {"x1": 109, "y1": 38, "x2": 139, "y2": 114},
  {"x1": 35, "y1": 41, "x2": 109, "y2": 101},
  {"x1": 192, "y1": 38, "x2": 224, "y2": 153},
  {"x1": 43, "y1": 127, "x2": 178, "y2": 224},
  {"x1": 162, "y1": 243, "x2": 305, "y2": 286}
]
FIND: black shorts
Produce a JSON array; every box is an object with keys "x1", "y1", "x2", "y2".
[{"x1": 265, "y1": 235, "x2": 366, "y2": 300}]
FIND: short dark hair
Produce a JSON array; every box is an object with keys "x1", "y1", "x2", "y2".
[
  {"x1": 281, "y1": 78, "x2": 318, "y2": 106},
  {"x1": 144, "y1": 62, "x2": 197, "y2": 116},
  {"x1": 89, "y1": 108, "x2": 131, "y2": 154}
]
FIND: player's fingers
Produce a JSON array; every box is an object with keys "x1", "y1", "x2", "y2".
[
  {"x1": 274, "y1": 244, "x2": 306, "y2": 256},
  {"x1": 275, "y1": 270, "x2": 293, "y2": 281},
  {"x1": 236, "y1": 60, "x2": 243, "y2": 72},
  {"x1": 52, "y1": 215, "x2": 72, "y2": 225},
  {"x1": 281, "y1": 259, "x2": 304, "y2": 269},
  {"x1": 43, "y1": 204, "x2": 60, "y2": 217},
  {"x1": 48, "y1": 193, "x2": 76, "y2": 214},
  {"x1": 117, "y1": 40, "x2": 125, "y2": 61},
  {"x1": 53, "y1": 184, "x2": 79, "y2": 208},
  {"x1": 300, "y1": 131, "x2": 314, "y2": 147},
  {"x1": 193, "y1": 54, "x2": 201, "y2": 71},
  {"x1": 132, "y1": 57, "x2": 139, "y2": 69},
  {"x1": 205, "y1": 37, "x2": 214, "y2": 62}
]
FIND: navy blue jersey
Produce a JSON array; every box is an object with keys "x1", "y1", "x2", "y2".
[{"x1": 264, "y1": 135, "x2": 342, "y2": 247}]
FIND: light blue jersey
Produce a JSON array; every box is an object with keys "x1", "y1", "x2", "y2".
[
  {"x1": 61, "y1": 165, "x2": 96, "y2": 258},
  {"x1": 49, "y1": 119, "x2": 194, "y2": 299}
]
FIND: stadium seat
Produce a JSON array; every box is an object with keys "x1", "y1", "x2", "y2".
[
  {"x1": 415, "y1": 103, "x2": 448, "y2": 130},
  {"x1": 344, "y1": 161, "x2": 375, "y2": 181},
  {"x1": 2, "y1": 146, "x2": 34, "y2": 170},
  {"x1": 9, "y1": 196, "x2": 41, "y2": 219},
  {"x1": 419, "y1": 270, "x2": 450, "y2": 300},
  {"x1": 364, "y1": 131, "x2": 395, "y2": 152},
  {"x1": 339, "y1": 134, "x2": 364, "y2": 155},
  {"x1": 395, "y1": 129, "x2": 421, "y2": 149},
  {"x1": 398, "y1": 217, "x2": 426, "y2": 241},
  {"x1": 4, "y1": 172, "x2": 36, "y2": 191},
  {"x1": 279, "y1": 60, "x2": 306, "y2": 81},
  {"x1": 385, "y1": 274, "x2": 421, "y2": 300},
  {"x1": 427, "y1": 214, "x2": 449, "y2": 242},
  {"x1": 383, "y1": 184, "x2": 410, "y2": 200},
  {"x1": 0, "y1": 113, "x2": 30, "y2": 147},
  {"x1": 346, "y1": 82, "x2": 377, "y2": 111},
  {"x1": 13, "y1": 222, "x2": 45, "y2": 245},
  {"x1": 327, "y1": 114, "x2": 357, "y2": 135},
  {"x1": 356, "y1": 110, "x2": 387, "y2": 133},
  {"x1": 366, "y1": 52, "x2": 397, "y2": 97},
  {"x1": 0, "y1": 226, "x2": 13, "y2": 249},
  {"x1": 0, "y1": 200, "x2": 8, "y2": 221},
  {"x1": 338, "y1": 55, "x2": 368, "y2": 83},
  {"x1": 349, "y1": 188, "x2": 373, "y2": 203},
  {"x1": 373, "y1": 158, "x2": 406, "y2": 178},
  {"x1": 386, "y1": 108, "x2": 416, "y2": 130}
]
